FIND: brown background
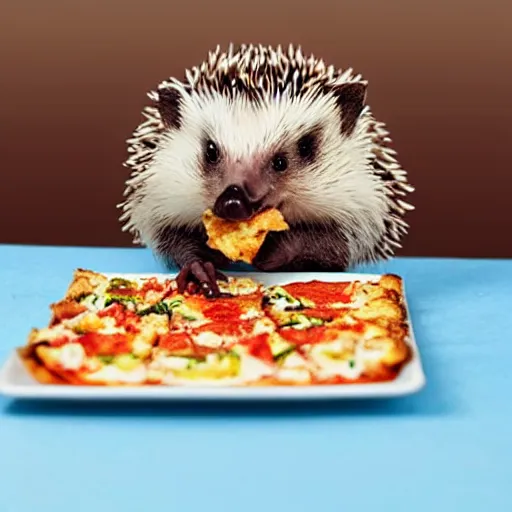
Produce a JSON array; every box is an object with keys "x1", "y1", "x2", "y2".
[{"x1": 1, "y1": 0, "x2": 510, "y2": 258}]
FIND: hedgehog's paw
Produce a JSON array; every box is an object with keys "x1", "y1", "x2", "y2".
[{"x1": 176, "y1": 260, "x2": 228, "y2": 298}]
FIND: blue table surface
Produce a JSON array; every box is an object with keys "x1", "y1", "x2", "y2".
[{"x1": 0, "y1": 244, "x2": 511, "y2": 511}]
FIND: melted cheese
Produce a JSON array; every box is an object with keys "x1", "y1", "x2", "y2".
[
  {"x1": 276, "y1": 352, "x2": 311, "y2": 383},
  {"x1": 86, "y1": 364, "x2": 147, "y2": 384},
  {"x1": 238, "y1": 353, "x2": 274, "y2": 382},
  {"x1": 309, "y1": 340, "x2": 387, "y2": 380},
  {"x1": 59, "y1": 343, "x2": 86, "y2": 370},
  {"x1": 271, "y1": 297, "x2": 295, "y2": 311},
  {"x1": 193, "y1": 331, "x2": 224, "y2": 348},
  {"x1": 240, "y1": 308, "x2": 262, "y2": 320},
  {"x1": 218, "y1": 278, "x2": 261, "y2": 296},
  {"x1": 98, "y1": 316, "x2": 124, "y2": 335},
  {"x1": 252, "y1": 318, "x2": 275, "y2": 335},
  {"x1": 31, "y1": 324, "x2": 77, "y2": 343},
  {"x1": 277, "y1": 368, "x2": 311, "y2": 382},
  {"x1": 151, "y1": 350, "x2": 274, "y2": 387}
]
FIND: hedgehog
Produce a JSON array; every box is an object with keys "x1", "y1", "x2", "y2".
[{"x1": 118, "y1": 43, "x2": 414, "y2": 297}]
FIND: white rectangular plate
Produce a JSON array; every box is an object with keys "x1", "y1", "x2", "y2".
[{"x1": 0, "y1": 271, "x2": 426, "y2": 401}]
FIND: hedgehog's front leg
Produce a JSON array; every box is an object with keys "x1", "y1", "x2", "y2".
[
  {"x1": 252, "y1": 222, "x2": 350, "y2": 272},
  {"x1": 156, "y1": 225, "x2": 229, "y2": 298}
]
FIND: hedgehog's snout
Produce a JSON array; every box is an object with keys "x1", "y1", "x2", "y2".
[{"x1": 213, "y1": 185, "x2": 256, "y2": 221}]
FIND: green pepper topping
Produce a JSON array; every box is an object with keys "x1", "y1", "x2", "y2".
[{"x1": 137, "y1": 301, "x2": 170, "y2": 317}]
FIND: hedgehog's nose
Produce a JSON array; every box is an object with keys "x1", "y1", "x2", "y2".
[{"x1": 213, "y1": 185, "x2": 252, "y2": 221}]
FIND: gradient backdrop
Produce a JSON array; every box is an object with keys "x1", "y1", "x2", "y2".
[{"x1": 1, "y1": 0, "x2": 510, "y2": 258}]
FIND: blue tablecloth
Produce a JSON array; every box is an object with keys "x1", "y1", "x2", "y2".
[{"x1": 0, "y1": 244, "x2": 511, "y2": 511}]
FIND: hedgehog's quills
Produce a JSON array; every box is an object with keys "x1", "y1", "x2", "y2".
[{"x1": 118, "y1": 43, "x2": 414, "y2": 297}]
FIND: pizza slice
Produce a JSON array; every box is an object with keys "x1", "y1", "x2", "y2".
[
  {"x1": 202, "y1": 207, "x2": 289, "y2": 264},
  {"x1": 19, "y1": 306, "x2": 170, "y2": 385},
  {"x1": 269, "y1": 275, "x2": 411, "y2": 383},
  {"x1": 19, "y1": 269, "x2": 178, "y2": 385},
  {"x1": 262, "y1": 279, "x2": 356, "y2": 329}
]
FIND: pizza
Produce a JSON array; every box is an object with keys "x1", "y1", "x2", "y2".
[
  {"x1": 17, "y1": 269, "x2": 412, "y2": 387},
  {"x1": 203, "y1": 207, "x2": 289, "y2": 264}
]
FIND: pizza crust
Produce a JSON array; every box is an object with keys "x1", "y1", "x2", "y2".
[
  {"x1": 65, "y1": 268, "x2": 108, "y2": 300},
  {"x1": 202, "y1": 208, "x2": 289, "y2": 264},
  {"x1": 17, "y1": 346, "x2": 68, "y2": 385}
]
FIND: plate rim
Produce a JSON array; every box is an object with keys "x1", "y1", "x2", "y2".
[{"x1": 0, "y1": 270, "x2": 426, "y2": 401}]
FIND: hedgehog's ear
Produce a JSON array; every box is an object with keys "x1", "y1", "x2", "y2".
[
  {"x1": 155, "y1": 87, "x2": 183, "y2": 130},
  {"x1": 331, "y1": 82, "x2": 367, "y2": 136}
]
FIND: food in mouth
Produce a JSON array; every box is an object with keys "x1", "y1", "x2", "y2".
[{"x1": 202, "y1": 207, "x2": 290, "y2": 264}]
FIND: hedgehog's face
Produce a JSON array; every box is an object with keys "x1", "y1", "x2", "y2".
[
  {"x1": 148, "y1": 80, "x2": 381, "y2": 227},
  {"x1": 193, "y1": 95, "x2": 330, "y2": 222}
]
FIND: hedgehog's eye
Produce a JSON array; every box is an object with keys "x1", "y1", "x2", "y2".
[
  {"x1": 297, "y1": 134, "x2": 316, "y2": 161},
  {"x1": 271, "y1": 154, "x2": 288, "y2": 173},
  {"x1": 205, "y1": 140, "x2": 220, "y2": 164}
]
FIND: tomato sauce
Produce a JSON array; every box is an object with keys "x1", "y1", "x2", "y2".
[
  {"x1": 50, "y1": 336, "x2": 71, "y2": 348},
  {"x1": 282, "y1": 281, "x2": 353, "y2": 306},
  {"x1": 98, "y1": 303, "x2": 140, "y2": 333},
  {"x1": 78, "y1": 333, "x2": 132, "y2": 356},
  {"x1": 107, "y1": 287, "x2": 139, "y2": 297},
  {"x1": 279, "y1": 326, "x2": 339, "y2": 345},
  {"x1": 140, "y1": 277, "x2": 174, "y2": 295},
  {"x1": 193, "y1": 319, "x2": 255, "y2": 337},
  {"x1": 297, "y1": 308, "x2": 338, "y2": 321},
  {"x1": 243, "y1": 333, "x2": 274, "y2": 364},
  {"x1": 158, "y1": 332, "x2": 194, "y2": 353},
  {"x1": 188, "y1": 293, "x2": 262, "y2": 323},
  {"x1": 158, "y1": 332, "x2": 217, "y2": 358},
  {"x1": 187, "y1": 297, "x2": 242, "y2": 322}
]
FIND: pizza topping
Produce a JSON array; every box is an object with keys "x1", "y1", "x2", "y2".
[
  {"x1": 192, "y1": 319, "x2": 255, "y2": 338},
  {"x1": 59, "y1": 343, "x2": 86, "y2": 370},
  {"x1": 195, "y1": 296, "x2": 243, "y2": 321},
  {"x1": 29, "y1": 324, "x2": 77, "y2": 345},
  {"x1": 192, "y1": 330, "x2": 226, "y2": 349},
  {"x1": 50, "y1": 300, "x2": 88, "y2": 324},
  {"x1": 280, "y1": 312, "x2": 326, "y2": 329},
  {"x1": 240, "y1": 307, "x2": 263, "y2": 320},
  {"x1": 111, "y1": 353, "x2": 141, "y2": 372},
  {"x1": 252, "y1": 317, "x2": 276, "y2": 336},
  {"x1": 137, "y1": 301, "x2": 171, "y2": 317},
  {"x1": 170, "y1": 300, "x2": 203, "y2": 322},
  {"x1": 281, "y1": 281, "x2": 353, "y2": 307},
  {"x1": 217, "y1": 277, "x2": 262, "y2": 296},
  {"x1": 85, "y1": 363, "x2": 148, "y2": 384},
  {"x1": 155, "y1": 351, "x2": 242, "y2": 380},
  {"x1": 106, "y1": 277, "x2": 138, "y2": 294},
  {"x1": 279, "y1": 326, "x2": 338, "y2": 345},
  {"x1": 104, "y1": 293, "x2": 141, "y2": 310},
  {"x1": 98, "y1": 303, "x2": 140, "y2": 331},
  {"x1": 263, "y1": 286, "x2": 304, "y2": 311},
  {"x1": 269, "y1": 335, "x2": 295, "y2": 360},
  {"x1": 78, "y1": 293, "x2": 106, "y2": 311},
  {"x1": 273, "y1": 344, "x2": 296, "y2": 362},
  {"x1": 236, "y1": 350, "x2": 275, "y2": 382},
  {"x1": 140, "y1": 278, "x2": 176, "y2": 305},
  {"x1": 243, "y1": 333, "x2": 274, "y2": 364},
  {"x1": 139, "y1": 277, "x2": 165, "y2": 294},
  {"x1": 274, "y1": 350, "x2": 312, "y2": 383},
  {"x1": 78, "y1": 332, "x2": 132, "y2": 357},
  {"x1": 158, "y1": 332, "x2": 196, "y2": 356}
]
